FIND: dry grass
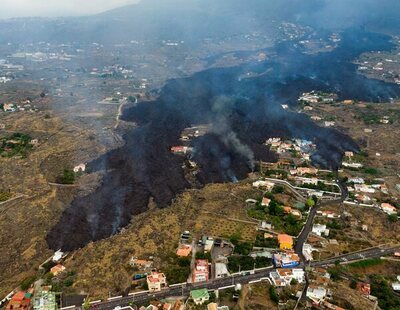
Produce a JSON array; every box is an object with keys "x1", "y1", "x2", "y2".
[
  {"x1": 63, "y1": 182, "x2": 260, "y2": 298},
  {"x1": 0, "y1": 110, "x2": 105, "y2": 297}
]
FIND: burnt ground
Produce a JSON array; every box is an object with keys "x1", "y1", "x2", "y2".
[{"x1": 46, "y1": 29, "x2": 400, "y2": 251}]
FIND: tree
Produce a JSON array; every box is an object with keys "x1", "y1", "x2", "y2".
[
  {"x1": 306, "y1": 197, "x2": 316, "y2": 208},
  {"x1": 388, "y1": 214, "x2": 398, "y2": 222},
  {"x1": 57, "y1": 169, "x2": 75, "y2": 184},
  {"x1": 269, "y1": 286, "x2": 279, "y2": 303},
  {"x1": 272, "y1": 185, "x2": 284, "y2": 194},
  {"x1": 20, "y1": 276, "x2": 36, "y2": 290}
]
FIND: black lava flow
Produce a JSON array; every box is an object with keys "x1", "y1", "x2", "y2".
[{"x1": 47, "y1": 29, "x2": 400, "y2": 251}]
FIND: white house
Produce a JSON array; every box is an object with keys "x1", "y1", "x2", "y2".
[
  {"x1": 348, "y1": 178, "x2": 365, "y2": 184},
  {"x1": 270, "y1": 268, "x2": 305, "y2": 287},
  {"x1": 252, "y1": 180, "x2": 274, "y2": 191},
  {"x1": 381, "y1": 203, "x2": 397, "y2": 215},
  {"x1": 73, "y1": 163, "x2": 86, "y2": 173},
  {"x1": 306, "y1": 286, "x2": 327, "y2": 302},
  {"x1": 392, "y1": 282, "x2": 400, "y2": 291},
  {"x1": 215, "y1": 263, "x2": 230, "y2": 278},
  {"x1": 312, "y1": 224, "x2": 329, "y2": 237}
]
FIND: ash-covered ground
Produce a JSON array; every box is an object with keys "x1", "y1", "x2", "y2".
[{"x1": 47, "y1": 29, "x2": 400, "y2": 251}]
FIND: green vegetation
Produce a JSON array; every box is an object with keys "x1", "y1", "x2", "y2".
[
  {"x1": 56, "y1": 169, "x2": 76, "y2": 184},
  {"x1": 163, "y1": 254, "x2": 191, "y2": 285},
  {"x1": 272, "y1": 185, "x2": 285, "y2": 194},
  {"x1": 306, "y1": 197, "x2": 316, "y2": 208},
  {"x1": 128, "y1": 95, "x2": 137, "y2": 103},
  {"x1": 371, "y1": 275, "x2": 400, "y2": 309},
  {"x1": 247, "y1": 193, "x2": 303, "y2": 235},
  {"x1": 0, "y1": 191, "x2": 13, "y2": 202},
  {"x1": 20, "y1": 276, "x2": 36, "y2": 290},
  {"x1": 326, "y1": 219, "x2": 342, "y2": 230},
  {"x1": 195, "y1": 251, "x2": 212, "y2": 261},
  {"x1": 299, "y1": 181, "x2": 340, "y2": 193},
  {"x1": 269, "y1": 285, "x2": 279, "y2": 303},
  {"x1": 230, "y1": 234, "x2": 253, "y2": 256},
  {"x1": 264, "y1": 169, "x2": 288, "y2": 178},
  {"x1": 327, "y1": 265, "x2": 343, "y2": 281},
  {"x1": 362, "y1": 167, "x2": 380, "y2": 175},
  {"x1": 388, "y1": 214, "x2": 398, "y2": 222},
  {"x1": 348, "y1": 258, "x2": 383, "y2": 269},
  {"x1": 254, "y1": 234, "x2": 279, "y2": 248},
  {"x1": 0, "y1": 133, "x2": 33, "y2": 158},
  {"x1": 227, "y1": 256, "x2": 271, "y2": 273}
]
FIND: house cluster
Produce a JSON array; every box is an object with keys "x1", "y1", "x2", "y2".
[
  {"x1": 298, "y1": 91, "x2": 337, "y2": 104},
  {"x1": 272, "y1": 251, "x2": 300, "y2": 268},
  {"x1": 170, "y1": 146, "x2": 193, "y2": 155},
  {"x1": 265, "y1": 138, "x2": 316, "y2": 161},
  {"x1": 5, "y1": 286, "x2": 57, "y2": 310},
  {"x1": 316, "y1": 210, "x2": 340, "y2": 219},
  {"x1": 306, "y1": 268, "x2": 331, "y2": 307},
  {"x1": 137, "y1": 299, "x2": 184, "y2": 310},
  {"x1": 346, "y1": 176, "x2": 396, "y2": 213},
  {"x1": 5, "y1": 289, "x2": 34, "y2": 310},
  {"x1": 1, "y1": 100, "x2": 38, "y2": 113},
  {"x1": 270, "y1": 268, "x2": 305, "y2": 287},
  {"x1": 252, "y1": 180, "x2": 275, "y2": 191},
  {"x1": 180, "y1": 125, "x2": 209, "y2": 142},
  {"x1": 289, "y1": 167, "x2": 318, "y2": 176},
  {"x1": 0, "y1": 76, "x2": 12, "y2": 83},
  {"x1": 92, "y1": 64, "x2": 134, "y2": 79}
]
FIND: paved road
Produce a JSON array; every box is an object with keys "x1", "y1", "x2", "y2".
[
  {"x1": 294, "y1": 175, "x2": 347, "y2": 261},
  {"x1": 65, "y1": 177, "x2": 393, "y2": 310},
  {"x1": 64, "y1": 244, "x2": 400, "y2": 310},
  {"x1": 311, "y1": 245, "x2": 400, "y2": 267},
  {"x1": 88, "y1": 267, "x2": 275, "y2": 310}
]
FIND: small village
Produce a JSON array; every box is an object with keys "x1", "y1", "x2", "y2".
[
  {"x1": 3, "y1": 114, "x2": 400, "y2": 310},
  {"x1": 0, "y1": 2, "x2": 400, "y2": 308}
]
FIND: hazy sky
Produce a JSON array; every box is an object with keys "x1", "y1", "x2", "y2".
[{"x1": 0, "y1": 0, "x2": 141, "y2": 19}]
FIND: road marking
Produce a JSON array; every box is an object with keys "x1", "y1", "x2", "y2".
[{"x1": 107, "y1": 296, "x2": 122, "y2": 301}]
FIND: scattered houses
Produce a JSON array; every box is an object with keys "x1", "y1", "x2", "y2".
[{"x1": 316, "y1": 210, "x2": 340, "y2": 219}]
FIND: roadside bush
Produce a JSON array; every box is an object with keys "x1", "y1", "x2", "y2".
[{"x1": 21, "y1": 276, "x2": 36, "y2": 290}]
